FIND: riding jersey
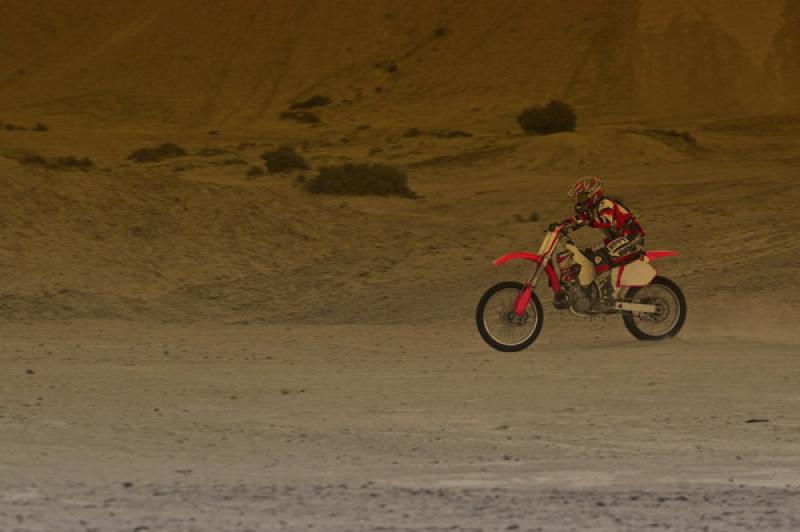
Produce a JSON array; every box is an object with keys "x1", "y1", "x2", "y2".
[{"x1": 571, "y1": 197, "x2": 645, "y2": 243}]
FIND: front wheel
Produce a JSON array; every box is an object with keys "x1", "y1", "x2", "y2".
[
  {"x1": 622, "y1": 276, "x2": 687, "y2": 340},
  {"x1": 476, "y1": 281, "x2": 544, "y2": 352}
]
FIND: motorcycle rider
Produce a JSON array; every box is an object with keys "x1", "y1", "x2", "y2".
[{"x1": 559, "y1": 176, "x2": 646, "y2": 303}]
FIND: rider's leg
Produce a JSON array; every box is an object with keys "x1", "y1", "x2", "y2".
[{"x1": 600, "y1": 236, "x2": 643, "y2": 303}]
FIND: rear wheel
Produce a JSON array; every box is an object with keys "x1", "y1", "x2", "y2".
[
  {"x1": 476, "y1": 281, "x2": 544, "y2": 352},
  {"x1": 622, "y1": 276, "x2": 686, "y2": 340}
]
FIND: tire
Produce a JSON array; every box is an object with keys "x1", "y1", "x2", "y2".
[
  {"x1": 622, "y1": 276, "x2": 687, "y2": 341},
  {"x1": 476, "y1": 281, "x2": 544, "y2": 352}
]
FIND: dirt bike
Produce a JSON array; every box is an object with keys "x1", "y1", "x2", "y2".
[{"x1": 476, "y1": 222, "x2": 687, "y2": 351}]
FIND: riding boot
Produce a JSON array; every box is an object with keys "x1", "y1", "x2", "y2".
[{"x1": 598, "y1": 272, "x2": 615, "y2": 306}]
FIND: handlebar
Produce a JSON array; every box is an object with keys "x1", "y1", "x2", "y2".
[{"x1": 546, "y1": 220, "x2": 583, "y2": 234}]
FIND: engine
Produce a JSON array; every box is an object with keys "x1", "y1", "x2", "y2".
[{"x1": 553, "y1": 265, "x2": 598, "y2": 314}]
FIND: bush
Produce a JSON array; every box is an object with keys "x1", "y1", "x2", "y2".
[
  {"x1": 128, "y1": 143, "x2": 187, "y2": 163},
  {"x1": 197, "y1": 147, "x2": 227, "y2": 157},
  {"x1": 431, "y1": 129, "x2": 472, "y2": 138},
  {"x1": 19, "y1": 154, "x2": 94, "y2": 171},
  {"x1": 246, "y1": 166, "x2": 266, "y2": 178},
  {"x1": 261, "y1": 145, "x2": 309, "y2": 173},
  {"x1": 516, "y1": 100, "x2": 576, "y2": 135},
  {"x1": 305, "y1": 163, "x2": 416, "y2": 198},
  {"x1": 289, "y1": 95, "x2": 331, "y2": 110},
  {"x1": 514, "y1": 211, "x2": 540, "y2": 223},
  {"x1": 33, "y1": 122, "x2": 49, "y2": 132},
  {"x1": 279, "y1": 111, "x2": 320, "y2": 124},
  {"x1": 661, "y1": 129, "x2": 697, "y2": 147}
]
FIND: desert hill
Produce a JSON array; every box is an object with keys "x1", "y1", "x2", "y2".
[
  {"x1": 0, "y1": 0, "x2": 799, "y2": 332},
  {"x1": 1, "y1": 0, "x2": 799, "y2": 128}
]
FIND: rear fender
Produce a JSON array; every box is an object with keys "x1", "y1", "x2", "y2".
[
  {"x1": 646, "y1": 251, "x2": 679, "y2": 261},
  {"x1": 493, "y1": 251, "x2": 560, "y2": 292}
]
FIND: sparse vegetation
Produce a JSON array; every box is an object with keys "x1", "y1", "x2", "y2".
[
  {"x1": 403, "y1": 128, "x2": 473, "y2": 139},
  {"x1": 128, "y1": 143, "x2": 187, "y2": 163},
  {"x1": 0, "y1": 121, "x2": 49, "y2": 132},
  {"x1": 19, "y1": 154, "x2": 94, "y2": 171},
  {"x1": 279, "y1": 111, "x2": 321, "y2": 124},
  {"x1": 514, "y1": 211, "x2": 540, "y2": 223},
  {"x1": 19, "y1": 154, "x2": 46, "y2": 166},
  {"x1": 246, "y1": 166, "x2": 265, "y2": 178},
  {"x1": 645, "y1": 128, "x2": 697, "y2": 147},
  {"x1": 261, "y1": 145, "x2": 309, "y2": 173},
  {"x1": 289, "y1": 95, "x2": 331, "y2": 110},
  {"x1": 197, "y1": 147, "x2": 227, "y2": 157},
  {"x1": 305, "y1": 163, "x2": 416, "y2": 198},
  {"x1": 432, "y1": 129, "x2": 472, "y2": 138},
  {"x1": 517, "y1": 100, "x2": 577, "y2": 135},
  {"x1": 433, "y1": 26, "x2": 450, "y2": 38}
]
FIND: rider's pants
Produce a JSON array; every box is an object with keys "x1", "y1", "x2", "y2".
[
  {"x1": 585, "y1": 235, "x2": 645, "y2": 269},
  {"x1": 606, "y1": 234, "x2": 645, "y2": 263}
]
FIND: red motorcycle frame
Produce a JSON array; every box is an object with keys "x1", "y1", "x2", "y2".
[{"x1": 476, "y1": 223, "x2": 687, "y2": 351}]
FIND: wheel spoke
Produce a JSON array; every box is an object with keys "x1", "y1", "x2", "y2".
[
  {"x1": 630, "y1": 284, "x2": 681, "y2": 337},
  {"x1": 481, "y1": 288, "x2": 539, "y2": 347}
]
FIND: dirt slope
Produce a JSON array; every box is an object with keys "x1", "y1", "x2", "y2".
[
  {"x1": 1, "y1": 0, "x2": 799, "y2": 128},
  {"x1": 1, "y1": 119, "x2": 798, "y2": 332}
]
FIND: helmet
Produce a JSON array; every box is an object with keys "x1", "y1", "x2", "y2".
[{"x1": 567, "y1": 176, "x2": 604, "y2": 215}]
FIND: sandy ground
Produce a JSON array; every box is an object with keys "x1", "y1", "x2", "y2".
[{"x1": 2, "y1": 318, "x2": 800, "y2": 531}]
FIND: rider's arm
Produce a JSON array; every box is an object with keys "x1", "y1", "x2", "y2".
[{"x1": 560, "y1": 215, "x2": 586, "y2": 231}]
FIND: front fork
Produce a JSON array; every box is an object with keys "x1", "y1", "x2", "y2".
[{"x1": 513, "y1": 261, "x2": 548, "y2": 316}]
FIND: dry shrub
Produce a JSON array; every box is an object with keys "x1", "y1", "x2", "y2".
[
  {"x1": 20, "y1": 154, "x2": 94, "y2": 171},
  {"x1": 305, "y1": 163, "x2": 416, "y2": 198},
  {"x1": 198, "y1": 147, "x2": 227, "y2": 157},
  {"x1": 514, "y1": 211, "x2": 540, "y2": 223},
  {"x1": 246, "y1": 166, "x2": 266, "y2": 178},
  {"x1": 645, "y1": 128, "x2": 698, "y2": 147},
  {"x1": 261, "y1": 146, "x2": 309, "y2": 173},
  {"x1": 289, "y1": 95, "x2": 331, "y2": 110},
  {"x1": 431, "y1": 129, "x2": 472, "y2": 138},
  {"x1": 517, "y1": 100, "x2": 577, "y2": 135},
  {"x1": 128, "y1": 143, "x2": 187, "y2": 163},
  {"x1": 279, "y1": 111, "x2": 320, "y2": 124}
]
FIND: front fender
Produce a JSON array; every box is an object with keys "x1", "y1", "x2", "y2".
[{"x1": 493, "y1": 251, "x2": 560, "y2": 292}]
